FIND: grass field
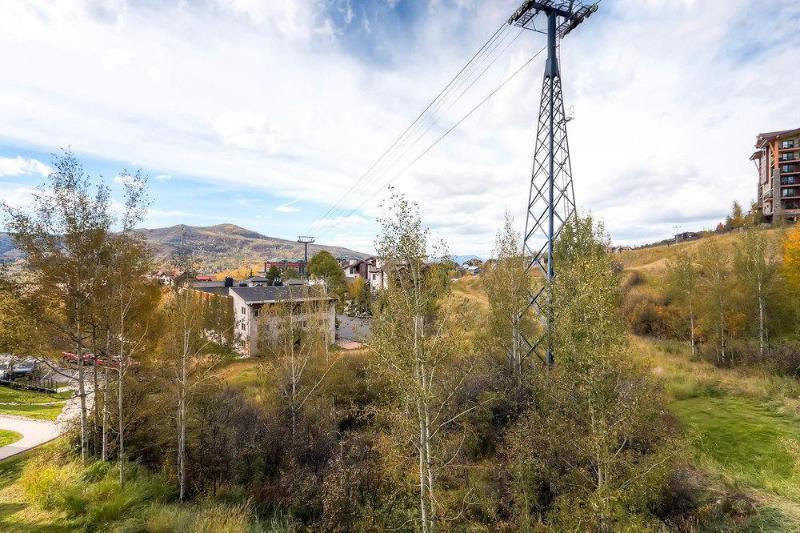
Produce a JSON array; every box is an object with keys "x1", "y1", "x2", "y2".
[
  {"x1": 0, "y1": 429, "x2": 22, "y2": 448},
  {"x1": 0, "y1": 386, "x2": 70, "y2": 421}
]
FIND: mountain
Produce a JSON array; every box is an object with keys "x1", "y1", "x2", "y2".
[
  {"x1": 1, "y1": 224, "x2": 369, "y2": 272},
  {"x1": 0, "y1": 232, "x2": 22, "y2": 262}
]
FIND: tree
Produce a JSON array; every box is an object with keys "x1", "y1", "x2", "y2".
[
  {"x1": 783, "y1": 224, "x2": 800, "y2": 291},
  {"x1": 162, "y1": 242, "x2": 231, "y2": 501},
  {"x1": 260, "y1": 291, "x2": 337, "y2": 440},
  {"x1": 508, "y1": 216, "x2": 677, "y2": 529},
  {"x1": 372, "y1": 192, "x2": 479, "y2": 532},
  {"x1": 725, "y1": 200, "x2": 746, "y2": 231},
  {"x1": 308, "y1": 251, "x2": 345, "y2": 290},
  {"x1": 482, "y1": 212, "x2": 530, "y2": 379},
  {"x1": 308, "y1": 250, "x2": 347, "y2": 307},
  {"x1": 265, "y1": 265, "x2": 282, "y2": 285},
  {"x1": 734, "y1": 227, "x2": 781, "y2": 357},
  {"x1": 696, "y1": 240, "x2": 732, "y2": 363},
  {"x1": 665, "y1": 252, "x2": 698, "y2": 356},
  {"x1": 2, "y1": 150, "x2": 113, "y2": 463}
]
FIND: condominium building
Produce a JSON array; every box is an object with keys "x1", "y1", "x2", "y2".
[{"x1": 752, "y1": 127, "x2": 800, "y2": 221}]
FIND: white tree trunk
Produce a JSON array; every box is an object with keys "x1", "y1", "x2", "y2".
[
  {"x1": 76, "y1": 315, "x2": 88, "y2": 463},
  {"x1": 101, "y1": 328, "x2": 110, "y2": 461}
]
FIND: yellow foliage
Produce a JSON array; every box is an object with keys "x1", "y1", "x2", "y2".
[
  {"x1": 783, "y1": 225, "x2": 800, "y2": 290},
  {"x1": 214, "y1": 264, "x2": 260, "y2": 281}
]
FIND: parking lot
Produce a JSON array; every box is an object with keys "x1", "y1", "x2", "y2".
[{"x1": 337, "y1": 314, "x2": 371, "y2": 342}]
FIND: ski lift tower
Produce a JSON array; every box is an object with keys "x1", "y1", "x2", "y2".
[{"x1": 510, "y1": 0, "x2": 598, "y2": 367}]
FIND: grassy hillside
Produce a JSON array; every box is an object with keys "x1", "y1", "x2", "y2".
[{"x1": 617, "y1": 227, "x2": 785, "y2": 272}]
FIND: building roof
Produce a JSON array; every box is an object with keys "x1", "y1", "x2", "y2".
[
  {"x1": 194, "y1": 286, "x2": 231, "y2": 297},
  {"x1": 756, "y1": 128, "x2": 800, "y2": 148},
  {"x1": 229, "y1": 285, "x2": 334, "y2": 304},
  {"x1": 243, "y1": 276, "x2": 269, "y2": 283},
  {"x1": 192, "y1": 280, "x2": 226, "y2": 288}
]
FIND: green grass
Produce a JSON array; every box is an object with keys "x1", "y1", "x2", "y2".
[
  {"x1": 0, "y1": 429, "x2": 22, "y2": 448},
  {"x1": 672, "y1": 396, "x2": 800, "y2": 502},
  {"x1": 0, "y1": 385, "x2": 69, "y2": 421},
  {"x1": 0, "y1": 387, "x2": 71, "y2": 404},
  {"x1": 0, "y1": 404, "x2": 65, "y2": 421}
]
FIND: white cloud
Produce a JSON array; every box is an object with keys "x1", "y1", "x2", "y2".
[
  {"x1": 0, "y1": 0, "x2": 797, "y2": 253},
  {"x1": 0, "y1": 156, "x2": 51, "y2": 177},
  {"x1": 154, "y1": 173, "x2": 171, "y2": 181},
  {"x1": 212, "y1": 113, "x2": 285, "y2": 154},
  {"x1": 0, "y1": 185, "x2": 36, "y2": 209},
  {"x1": 275, "y1": 199, "x2": 300, "y2": 213}
]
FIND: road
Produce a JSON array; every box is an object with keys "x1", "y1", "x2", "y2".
[
  {"x1": 0, "y1": 376, "x2": 92, "y2": 461},
  {"x1": 0, "y1": 415, "x2": 60, "y2": 461}
]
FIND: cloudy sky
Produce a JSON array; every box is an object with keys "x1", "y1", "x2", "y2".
[{"x1": 1, "y1": 0, "x2": 798, "y2": 256}]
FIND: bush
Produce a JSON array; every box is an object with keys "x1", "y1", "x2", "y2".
[{"x1": 621, "y1": 290, "x2": 673, "y2": 336}]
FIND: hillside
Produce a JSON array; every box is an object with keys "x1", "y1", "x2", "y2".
[
  {"x1": 135, "y1": 223, "x2": 368, "y2": 271},
  {"x1": 0, "y1": 224, "x2": 369, "y2": 272},
  {"x1": 617, "y1": 227, "x2": 784, "y2": 273}
]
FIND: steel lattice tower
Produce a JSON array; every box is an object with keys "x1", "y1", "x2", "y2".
[{"x1": 509, "y1": 1, "x2": 597, "y2": 366}]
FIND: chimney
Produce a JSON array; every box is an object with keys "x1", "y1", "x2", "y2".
[{"x1": 224, "y1": 277, "x2": 233, "y2": 287}]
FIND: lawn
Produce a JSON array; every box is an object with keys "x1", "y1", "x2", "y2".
[
  {"x1": 0, "y1": 429, "x2": 22, "y2": 448},
  {"x1": 0, "y1": 385, "x2": 70, "y2": 421},
  {"x1": 672, "y1": 396, "x2": 800, "y2": 502}
]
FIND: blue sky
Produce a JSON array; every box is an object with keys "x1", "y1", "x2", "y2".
[{"x1": 1, "y1": 0, "x2": 799, "y2": 255}]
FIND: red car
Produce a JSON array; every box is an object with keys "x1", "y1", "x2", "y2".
[{"x1": 61, "y1": 352, "x2": 96, "y2": 366}]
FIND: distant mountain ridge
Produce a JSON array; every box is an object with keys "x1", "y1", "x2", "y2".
[{"x1": 1, "y1": 224, "x2": 369, "y2": 272}]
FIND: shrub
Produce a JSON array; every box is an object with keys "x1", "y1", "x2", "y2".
[{"x1": 621, "y1": 290, "x2": 673, "y2": 336}]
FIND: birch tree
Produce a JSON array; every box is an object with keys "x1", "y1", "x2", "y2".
[
  {"x1": 734, "y1": 227, "x2": 780, "y2": 357},
  {"x1": 372, "y1": 193, "x2": 478, "y2": 532},
  {"x1": 2, "y1": 150, "x2": 113, "y2": 463},
  {"x1": 482, "y1": 212, "x2": 530, "y2": 379},
  {"x1": 665, "y1": 252, "x2": 698, "y2": 356},
  {"x1": 697, "y1": 240, "x2": 732, "y2": 364},
  {"x1": 262, "y1": 290, "x2": 337, "y2": 440}
]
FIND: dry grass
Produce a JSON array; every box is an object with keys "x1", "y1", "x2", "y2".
[
  {"x1": 450, "y1": 275, "x2": 489, "y2": 310},
  {"x1": 617, "y1": 227, "x2": 784, "y2": 271}
]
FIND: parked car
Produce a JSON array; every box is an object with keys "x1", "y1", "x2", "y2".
[
  {"x1": 11, "y1": 359, "x2": 38, "y2": 379},
  {"x1": 62, "y1": 351, "x2": 96, "y2": 366},
  {"x1": 0, "y1": 361, "x2": 10, "y2": 380}
]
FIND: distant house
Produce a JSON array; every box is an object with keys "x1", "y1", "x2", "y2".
[
  {"x1": 608, "y1": 245, "x2": 632, "y2": 254},
  {"x1": 463, "y1": 264, "x2": 481, "y2": 275},
  {"x1": 674, "y1": 231, "x2": 700, "y2": 243},
  {"x1": 341, "y1": 257, "x2": 388, "y2": 291}
]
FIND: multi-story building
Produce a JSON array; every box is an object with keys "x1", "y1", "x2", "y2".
[
  {"x1": 340, "y1": 256, "x2": 388, "y2": 291},
  {"x1": 752, "y1": 127, "x2": 800, "y2": 222}
]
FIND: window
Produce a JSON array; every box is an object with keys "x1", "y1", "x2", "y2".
[
  {"x1": 241, "y1": 306, "x2": 246, "y2": 315},
  {"x1": 253, "y1": 308, "x2": 260, "y2": 317},
  {"x1": 782, "y1": 140, "x2": 795, "y2": 149}
]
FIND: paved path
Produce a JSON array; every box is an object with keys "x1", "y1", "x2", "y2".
[
  {"x1": 0, "y1": 377, "x2": 92, "y2": 461},
  {"x1": 0, "y1": 415, "x2": 60, "y2": 460}
]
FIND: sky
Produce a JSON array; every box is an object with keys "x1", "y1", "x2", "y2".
[{"x1": 0, "y1": 0, "x2": 799, "y2": 257}]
